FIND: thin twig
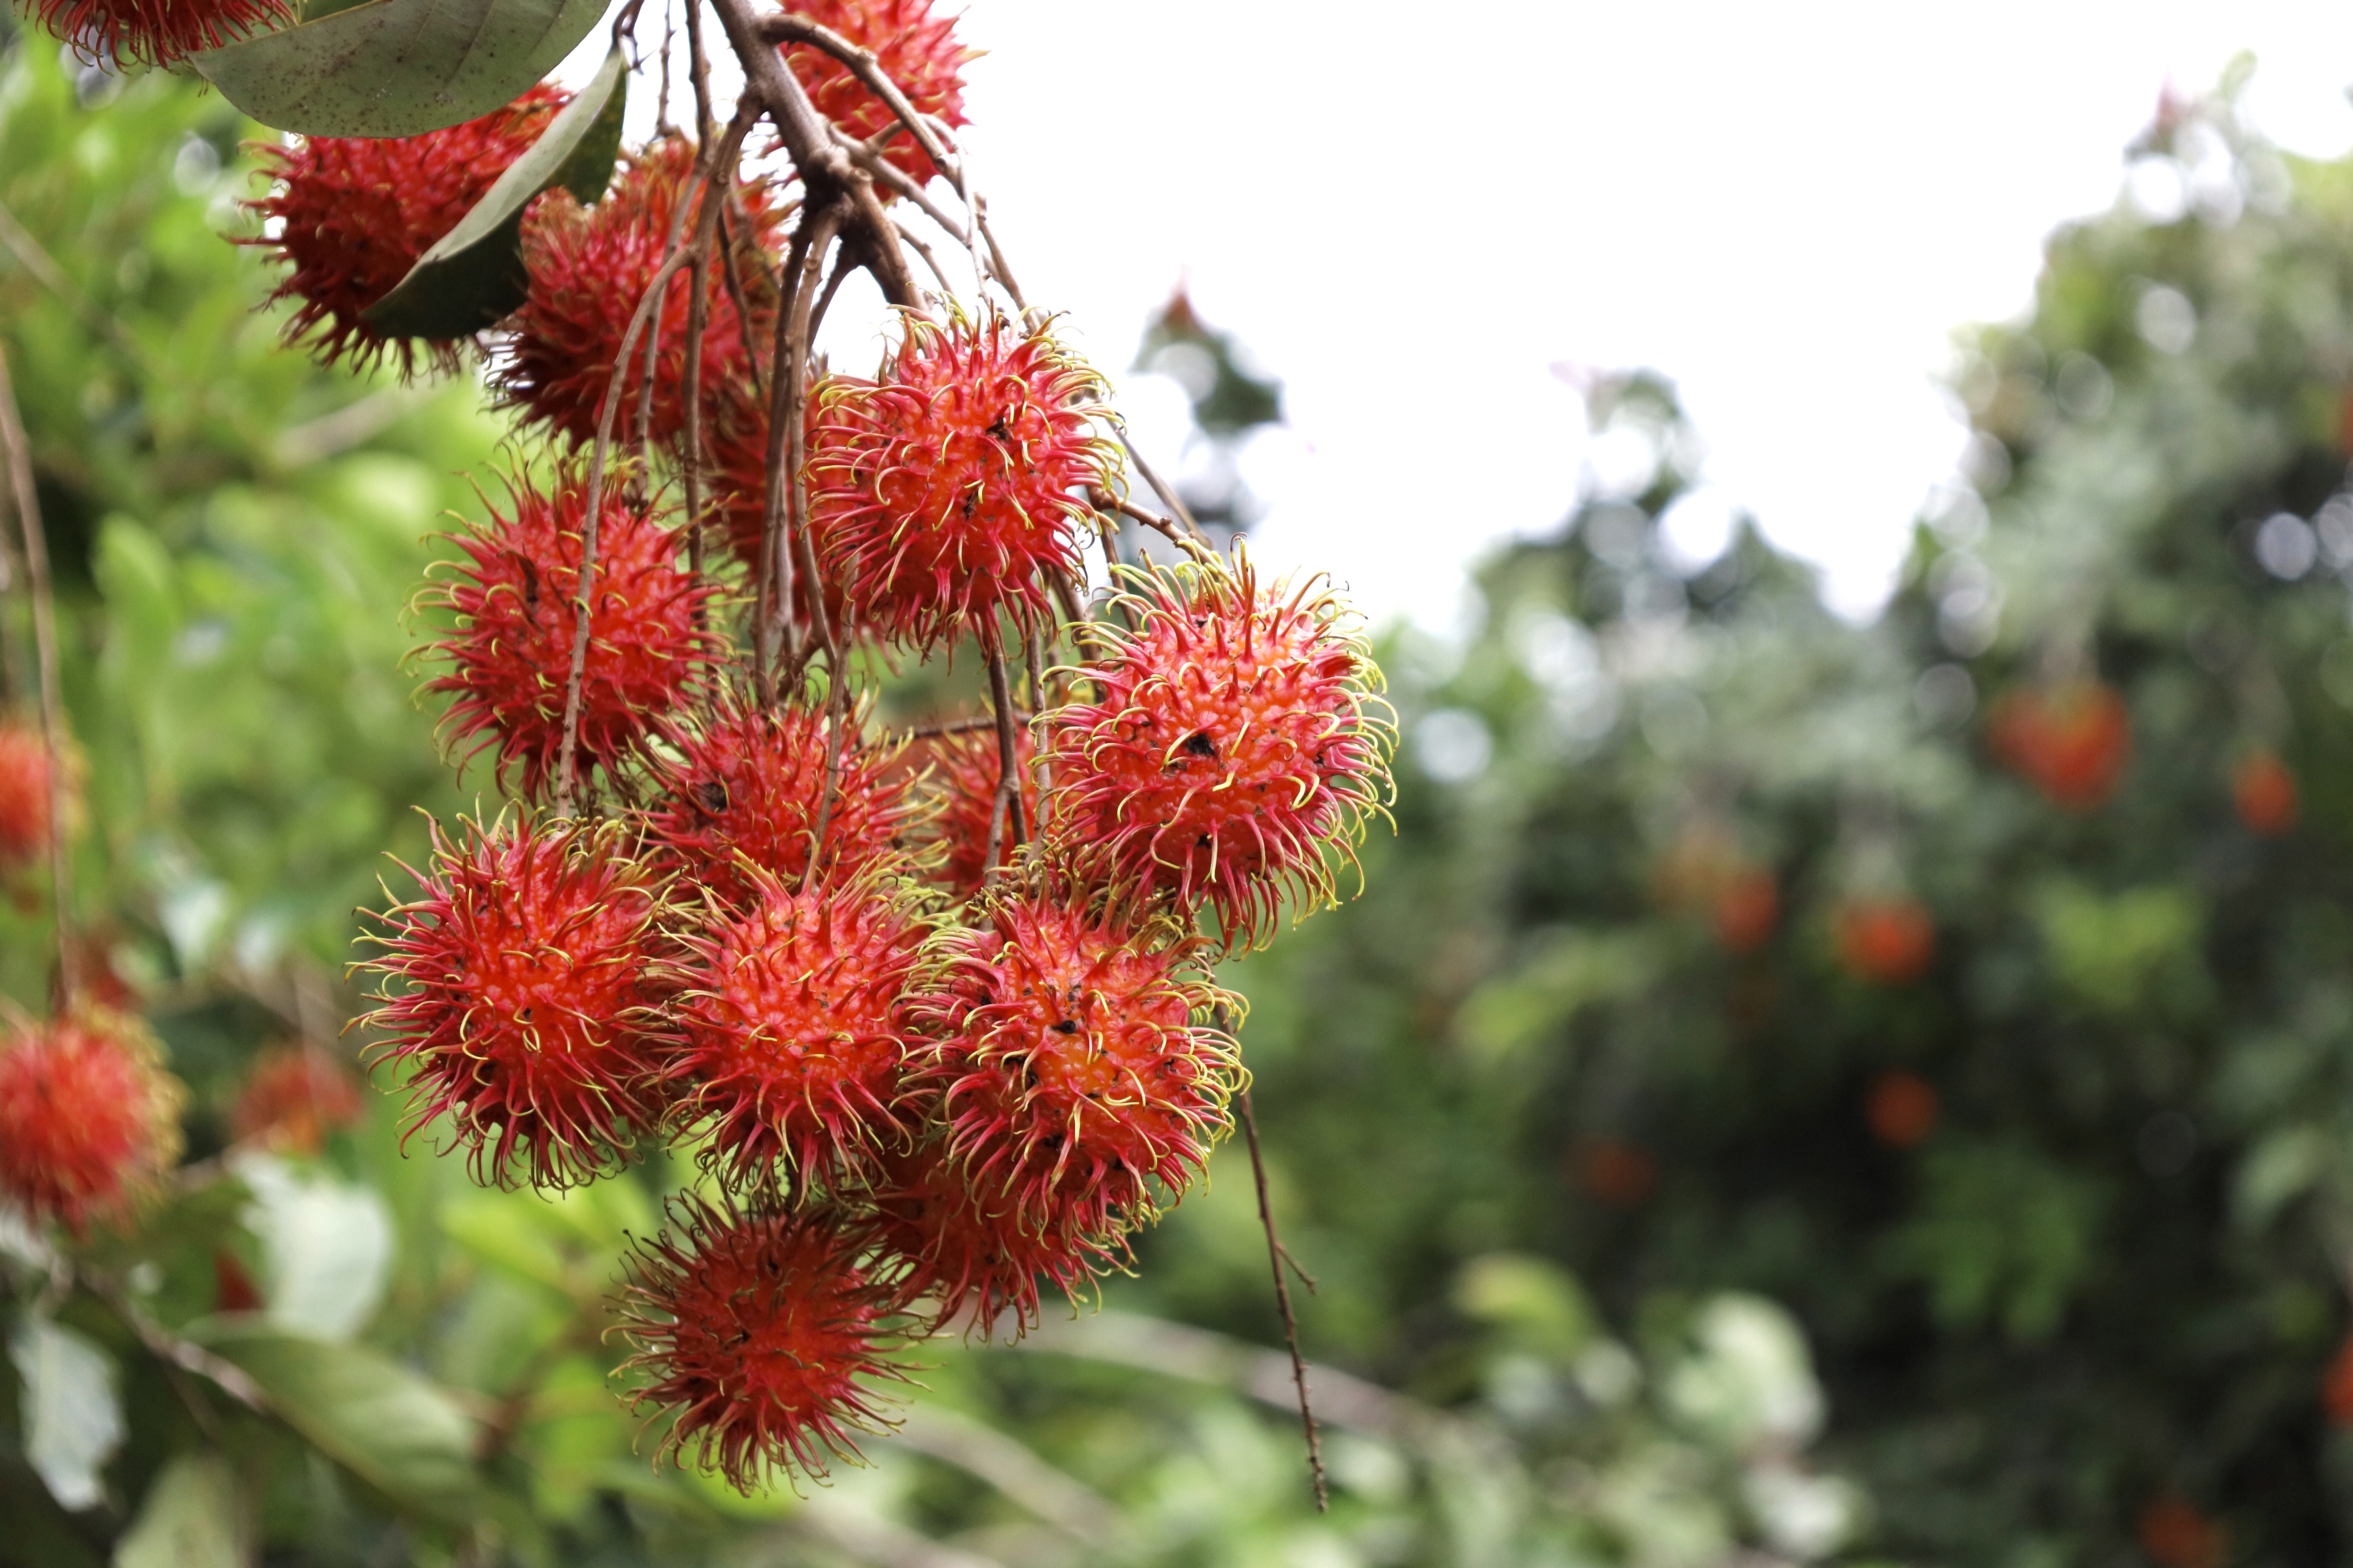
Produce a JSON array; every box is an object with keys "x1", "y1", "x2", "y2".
[
  {"x1": 751, "y1": 12, "x2": 963, "y2": 183},
  {"x1": 1090, "y1": 485, "x2": 1185, "y2": 547},
  {"x1": 892, "y1": 218, "x2": 957, "y2": 295},
  {"x1": 982, "y1": 635, "x2": 1025, "y2": 878},
  {"x1": 1120, "y1": 433, "x2": 1206, "y2": 540},
  {"x1": 901, "y1": 711, "x2": 1027, "y2": 741},
  {"x1": 0, "y1": 344, "x2": 73, "y2": 1001},
  {"x1": 828, "y1": 124, "x2": 970, "y2": 244},
  {"x1": 685, "y1": 0, "x2": 717, "y2": 149},
  {"x1": 1238, "y1": 1087, "x2": 1327, "y2": 1512}
]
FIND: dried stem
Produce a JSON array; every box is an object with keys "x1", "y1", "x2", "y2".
[
  {"x1": 902, "y1": 711, "x2": 1026, "y2": 741},
  {"x1": 1091, "y1": 485, "x2": 1185, "y2": 547},
  {"x1": 1120, "y1": 433, "x2": 1206, "y2": 541},
  {"x1": 982, "y1": 633, "x2": 1025, "y2": 878},
  {"x1": 0, "y1": 344, "x2": 73, "y2": 1001},
  {"x1": 750, "y1": 11, "x2": 962, "y2": 181},
  {"x1": 1238, "y1": 1087, "x2": 1327, "y2": 1512}
]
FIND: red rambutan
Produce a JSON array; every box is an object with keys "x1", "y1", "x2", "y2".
[
  {"x1": 910, "y1": 877, "x2": 1239, "y2": 1233},
  {"x1": 1987, "y1": 680, "x2": 2131, "y2": 809},
  {"x1": 647, "y1": 696, "x2": 923, "y2": 911},
  {"x1": 919, "y1": 725, "x2": 1039, "y2": 897},
  {"x1": 232, "y1": 1045, "x2": 365, "y2": 1155},
  {"x1": 1833, "y1": 897, "x2": 1935, "y2": 985},
  {"x1": 1864, "y1": 1070, "x2": 1938, "y2": 1149},
  {"x1": 421, "y1": 468, "x2": 717, "y2": 802},
  {"x1": 666, "y1": 861, "x2": 932, "y2": 1193},
  {"x1": 697, "y1": 387, "x2": 862, "y2": 636},
  {"x1": 805, "y1": 310, "x2": 1114, "y2": 649},
  {"x1": 360, "y1": 814, "x2": 669, "y2": 1189},
  {"x1": 0, "y1": 722, "x2": 55, "y2": 871},
  {"x1": 28, "y1": 0, "x2": 290, "y2": 65},
  {"x1": 1042, "y1": 545, "x2": 1394, "y2": 946},
  {"x1": 870, "y1": 1138, "x2": 1130, "y2": 1336},
  {"x1": 775, "y1": 0, "x2": 975, "y2": 187},
  {"x1": 501, "y1": 139, "x2": 782, "y2": 446},
  {"x1": 250, "y1": 87, "x2": 568, "y2": 375},
  {"x1": 620, "y1": 1193, "x2": 910, "y2": 1490},
  {"x1": 0, "y1": 1009, "x2": 183, "y2": 1238},
  {"x1": 2233, "y1": 749, "x2": 2298, "y2": 835}
]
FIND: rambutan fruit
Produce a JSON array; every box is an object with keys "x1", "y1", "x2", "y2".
[
  {"x1": 1566, "y1": 1137, "x2": 1658, "y2": 1208},
  {"x1": 1712, "y1": 868, "x2": 1778, "y2": 954},
  {"x1": 27, "y1": 0, "x2": 289, "y2": 66},
  {"x1": 920, "y1": 725, "x2": 1039, "y2": 897},
  {"x1": 501, "y1": 138, "x2": 782, "y2": 447},
  {"x1": 2233, "y1": 749, "x2": 2298, "y2": 835},
  {"x1": 620, "y1": 1193, "x2": 910, "y2": 1490},
  {"x1": 775, "y1": 0, "x2": 975, "y2": 187},
  {"x1": 1988, "y1": 680, "x2": 2131, "y2": 809},
  {"x1": 1834, "y1": 897, "x2": 1935, "y2": 985},
  {"x1": 421, "y1": 468, "x2": 717, "y2": 802},
  {"x1": 647, "y1": 696, "x2": 924, "y2": 911},
  {"x1": 359, "y1": 814, "x2": 670, "y2": 1190},
  {"x1": 665, "y1": 862, "x2": 933, "y2": 1193},
  {"x1": 1864, "y1": 1070, "x2": 1938, "y2": 1149},
  {"x1": 2325, "y1": 1333, "x2": 2353, "y2": 1425},
  {"x1": 1042, "y1": 545, "x2": 1394, "y2": 946},
  {"x1": 910, "y1": 877, "x2": 1239, "y2": 1233},
  {"x1": 0, "y1": 721, "x2": 55, "y2": 871},
  {"x1": 250, "y1": 87, "x2": 568, "y2": 375},
  {"x1": 0, "y1": 1009, "x2": 183, "y2": 1238},
  {"x1": 232, "y1": 1045, "x2": 364, "y2": 1155},
  {"x1": 869, "y1": 1138, "x2": 1130, "y2": 1336},
  {"x1": 805, "y1": 310, "x2": 1114, "y2": 649},
  {"x1": 697, "y1": 387, "x2": 862, "y2": 635}
]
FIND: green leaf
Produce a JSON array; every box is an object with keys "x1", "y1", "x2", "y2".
[
  {"x1": 360, "y1": 43, "x2": 626, "y2": 340},
  {"x1": 186, "y1": 0, "x2": 611, "y2": 139},
  {"x1": 114, "y1": 1455, "x2": 240, "y2": 1568},
  {"x1": 185, "y1": 1319, "x2": 478, "y2": 1522}
]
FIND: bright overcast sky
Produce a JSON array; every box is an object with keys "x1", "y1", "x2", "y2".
[{"x1": 584, "y1": 0, "x2": 2353, "y2": 631}]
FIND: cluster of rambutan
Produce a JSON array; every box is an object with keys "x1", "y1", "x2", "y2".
[{"x1": 234, "y1": 0, "x2": 1396, "y2": 1492}]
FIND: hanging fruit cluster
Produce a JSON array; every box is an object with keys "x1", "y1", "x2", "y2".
[{"x1": 0, "y1": 0, "x2": 1402, "y2": 1497}]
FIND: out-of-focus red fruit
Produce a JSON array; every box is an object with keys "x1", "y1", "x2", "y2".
[
  {"x1": 27, "y1": 0, "x2": 290, "y2": 65},
  {"x1": 2323, "y1": 1333, "x2": 2353, "y2": 1425},
  {"x1": 1835, "y1": 898, "x2": 1936, "y2": 985},
  {"x1": 922, "y1": 727, "x2": 1039, "y2": 898},
  {"x1": 1569, "y1": 1139, "x2": 1658, "y2": 1208},
  {"x1": 212, "y1": 1249, "x2": 263, "y2": 1313},
  {"x1": 1865, "y1": 1071, "x2": 1939, "y2": 1149},
  {"x1": 0, "y1": 722, "x2": 57, "y2": 872},
  {"x1": 775, "y1": 0, "x2": 974, "y2": 187},
  {"x1": 232, "y1": 1046, "x2": 365, "y2": 1155},
  {"x1": 0, "y1": 1009, "x2": 184, "y2": 1238},
  {"x1": 1988, "y1": 681, "x2": 2132, "y2": 809},
  {"x1": 1714, "y1": 869, "x2": 1779, "y2": 953},
  {"x1": 2232, "y1": 749, "x2": 2298, "y2": 835},
  {"x1": 2136, "y1": 1497, "x2": 2226, "y2": 1568},
  {"x1": 251, "y1": 87, "x2": 567, "y2": 374}
]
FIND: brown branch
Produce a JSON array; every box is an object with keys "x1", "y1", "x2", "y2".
[
  {"x1": 750, "y1": 11, "x2": 962, "y2": 183},
  {"x1": 0, "y1": 344, "x2": 73, "y2": 1001},
  {"x1": 1119, "y1": 434, "x2": 1206, "y2": 541},
  {"x1": 1238, "y1": 1087, "x2": 1327, "y2": 1512},
  {"x1": 1090, "y1": 485, "x2": 1185, "y2": 547},
  {"x1": 828, "y1": 125, "x2": 969, "y2": 244},
  {"x1": 982, "y1": 634, "x2": 1025, "y2": 878},
  {"x1": 900, "y1": 711, "x2": 1027, "y2": 741}
]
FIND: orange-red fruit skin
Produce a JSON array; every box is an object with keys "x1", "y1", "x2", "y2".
[
  {"x1": 0, "y1": 723, "x2": 53, "y2": 870},
  {"x1": 502, "y1": 140, "x2": 778, "y2": 446},
  {"x1": 621, "y1": 1195, "x2": 908, "y2": 1490},
  {"x1": 923, "y1": 727, "x2": 1039, "y2": 897},
  {"x1": 1835, "y1": 898, "x2": 1935, "y2": 985},
  {"x1": 1044, "y1": 549, "x2": 1392, "y2": 947},
  {"x1": 648, "y1": 698, "x2": 923, "y2": 911},
  {"x1": 232, "y1": 1046, "x2": 365, "y2": 1155},
  {"x1": 252, "y1": 88, "x2": 567, "y2": 374},
  {"x1": 2325, "y1": 1333, "x2": 2353, "y2": 1425},
  {"x1": 361, "y1": 816, "x2": 669, "y2": 1190},
  {"x1": 0, "y1": 1010, "x2": 183, "y2": 1238},
  {"x1": 2233, "y1": 749, "x2": 2298, "y2": 835},
  {"x1": 424, "y1": 470, "x2": 715, "y2": 802},
  {"x1": 807, "y1": 312, "x2": 1112, "y2": 649},
  {"x1": 871, "y1": 1140, "x2": 1129, "y2": 1335},
  {"x1": 1988, "y1": 681, "x2": 2131, "y2": 809},
  {"x1": 1712, "y1": 868, "x2": 1778, "y2": 953},
  {"x1": 912, "y1": 886, "x2": 1238, "y2": 1235},
  {"x1": 31, "y1": 0, "x2": 290, "y2": 65},
  {"x1": 775, "y1": 0, "x2": 973, "y2": 186},
  {"x1": 666, "y1": 865, "x2": 933, "y2": 1192},
  {"x1": 1865, "y1": 1071, "x2": 1939, "y2": 1149}
]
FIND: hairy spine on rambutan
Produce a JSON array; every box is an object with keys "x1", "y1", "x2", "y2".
[
  {"x1": 619, "y1": 1193, "x2": 911, "y2": 1490},
  {"x1": 908, "y1": 870, "x2": 1241, "y2": 1234},
  {"x1": 664, "y1": 860, "x2": 935, "y2": 1193},
  {"x1": 1042, "y1": 542, "x2": 1396, "y2": 947},
  {"x1": 501, "y1": 139, "x2": 783, "y2": 446},
  {"x1": 805, "y1": 309, "x2": 1116, "y2": 649},
  {"x1": 249, "y1": 87, "x2": 568, "y2": 375},
  {"x1": 360, "y1": 814, "x2": 671, "y2": 1190},
  {"x1": 29, "y1": 0, "x2": 290, "y2": 66},
  {"x1": 0, "y1": 721, "x2": 58, "y2": 871},
  {"x1": 920, "y1": 726, "x2": 1039, "y2": 897},
  {"x1": 869, "y1": 1138, "x2": 1131, "y2": 1336},
  {"x1": 419, "y1": 467, "x2": 717, "y2": 802},
  {"x1": 647, "y1": 694, "x2": 928, "y2": 910},
  {"x1": 774, "y1": 0, "x2": 975, "y2": 187},
  {"x1": 0, "y1": 1009, "x2": 183, "y2": 1238}
]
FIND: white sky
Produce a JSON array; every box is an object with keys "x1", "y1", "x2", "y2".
[{"x1": 579, "y1": 0, "x2": 2353, "y2": 630}]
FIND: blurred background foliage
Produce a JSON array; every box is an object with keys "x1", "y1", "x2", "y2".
[{"x1": 9, "y1": 23, "x2": 2353, "y2": 1568}]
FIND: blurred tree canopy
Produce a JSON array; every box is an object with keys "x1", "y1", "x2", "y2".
[{"x1": 18, "y1": 21, "x2": 2353, "y2": 1568}]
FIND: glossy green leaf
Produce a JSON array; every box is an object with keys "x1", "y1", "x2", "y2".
[
  {"x1": 187, "y1": 0, "x2": 611, "y2": 139},
  {"x1": 187, "y1": 1319, "x2": 478, "y2": 1522},
  {"x1": 114, "y1": 1455, "x2": 239, "y2": 1568},
  {"x1": 360, "y1": 43, "x2": 625, "y2": 340}
]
